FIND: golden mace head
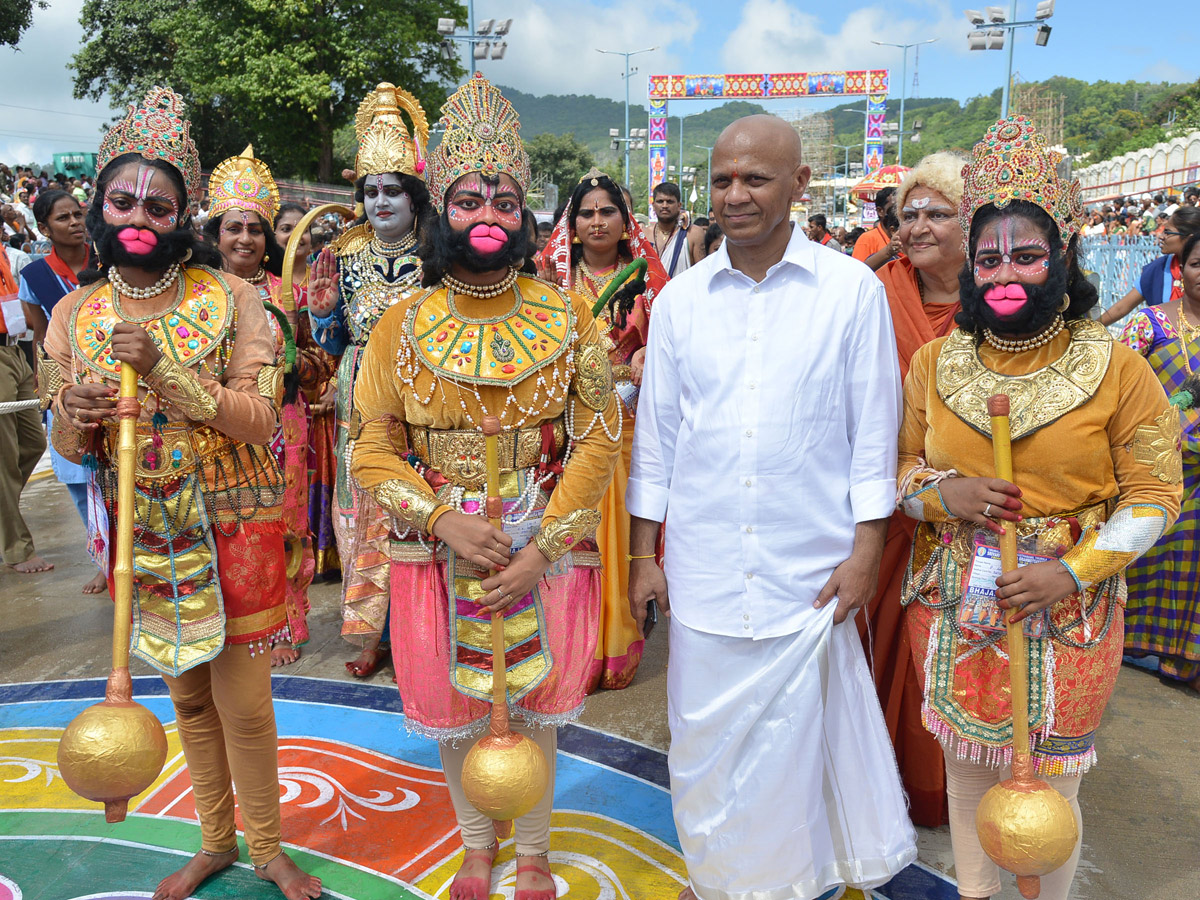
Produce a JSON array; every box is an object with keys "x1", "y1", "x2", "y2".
[
  {"x1": 461, "y1": 730, "x2": 549, "y2": 821},
  {"x1": 56, "y1": 669, "x2": 168, "y2": 823},
  {"x1": 976, "y1": 776, "x2": 1078, "y2": 898}
]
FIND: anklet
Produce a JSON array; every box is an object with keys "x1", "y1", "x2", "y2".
[
  {"x1": 252, "y1": 849, "x2": 285, "y2": 871},
  {"x1": 200, "y1": 846, "x2": 238, "y2": 857}
]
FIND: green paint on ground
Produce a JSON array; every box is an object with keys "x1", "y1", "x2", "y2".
[{"x1": 0, "y1": 811, "x2": 426, "y2": 900}]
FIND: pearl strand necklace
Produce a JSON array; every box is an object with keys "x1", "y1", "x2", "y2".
[
  {"x1": 442, "y1": 267, "x2": 519, "y2": 299},
  {"x1": 983, "y1": 314, "x2": 1065, "y2": 353},
  {"x1": 108, "y1": 262, "x2": 181, "y2": 300}
]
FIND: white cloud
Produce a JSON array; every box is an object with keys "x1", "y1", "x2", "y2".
[
  {"x1": 468, "y1": 0, "x2": 698, "y2": 104},
  {"x1": 720, "y1": 0, "x2": 969, "y2": 78},
  {"x1": 0, "y1": 0, "x2": 110, "y2": 166}
]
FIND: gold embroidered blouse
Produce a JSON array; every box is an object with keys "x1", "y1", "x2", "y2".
[{"x1": 351, "y1": 276, "x2": 621, "y2": 541}]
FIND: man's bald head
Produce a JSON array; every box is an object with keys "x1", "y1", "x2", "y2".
[
  {"x1": 710, "y1": 115, "x2": 811, "y2": 255},
  {"x1": 714, "y1": 115, "x2": 804, "y2": 170}
]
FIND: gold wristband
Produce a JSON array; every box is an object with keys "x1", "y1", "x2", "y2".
[
  {"x1": 626, "y1": 553, "x2": 656, "y2": 560},
  {"x1": 373, "y1": 478, "x2": 442, "y2": 534},
  {"x1": 534, "y1": 508, "x2": 602, "y2": 563},
  {"x1": 146, "y1": 355, "x2": 218, "y2": 422}
]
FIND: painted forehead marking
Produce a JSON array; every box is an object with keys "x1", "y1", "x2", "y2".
[{"x1": 910, "y1": 196, "x2": 932, "y2": 209}]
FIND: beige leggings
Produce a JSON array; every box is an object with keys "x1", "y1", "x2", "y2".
[
  {"x1": 439, "y1": 724, "x2": 558, "y2": 856},
  {"x1": 944, "y1": 753, "x2": 1083, "y2": 899}
]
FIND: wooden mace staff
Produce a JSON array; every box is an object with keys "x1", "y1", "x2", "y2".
[{"x1": 975, "y1": 393, "x2": 1078, "y2": 898}]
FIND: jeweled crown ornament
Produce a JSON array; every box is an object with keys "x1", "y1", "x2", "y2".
[
  {"x1": 427, "y1": 73, "x2": 531, "y2": 211},
  {"x1": 355, "y1": 82, "x2": 430, "y2": 179},
  {"x1": 207, "y1": 144, "x2": 280, "y2": 223},
  {"x1": 97, "y1": 86, "x2": 202, "y2": 202},
  {"x1": 960, "y1": 115, "x2": 1084, "y2": 247}
]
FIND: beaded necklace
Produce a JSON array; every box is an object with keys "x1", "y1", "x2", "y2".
[
  {"x1": 1177, "y1": 301, "x2": 1200, "y2": 375},
  {"x1": 442, "y1": 266, "x2": 519, "y2": 299},
  {"x1": 983, "y1": 314, "x2": 1064, "y2": 353},
  {"x1": 108, "y1": 262, "x2": 181, "y2": 303}
]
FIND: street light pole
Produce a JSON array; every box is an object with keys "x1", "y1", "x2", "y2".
[
  {"x1": 1001, "y1": 0, "x2": 1018, "y2": 116},
  {"x1": 468, "y1": 0, "x2": 476, "y2": 78},
  {"x1": 833, "y1": 143, "x2": 854, "y2": 228},
  {"x1": 695, "y1": 144, "x2": 714, "y2": 211},
  {"x1": 872, "y1": 38, "x2": 937, "y2": 167},
  {"x1": 597, "y1": 46, "x2": 657, "y2": 184}
]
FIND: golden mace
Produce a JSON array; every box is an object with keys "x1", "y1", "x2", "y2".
[
  {"x1": 459, "y1": 416, "x2": 550, "y2": 827},
  {"x1": 57, "y1": 362, "x2": 169, "y2": 822},
  {"x1": 975, "y1": 393, "x2": 1078, "y2": 898}
]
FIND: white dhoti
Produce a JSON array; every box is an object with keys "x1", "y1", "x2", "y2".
[{"x1": 667, "y1": 606, "x2": 917, "y2": 900}]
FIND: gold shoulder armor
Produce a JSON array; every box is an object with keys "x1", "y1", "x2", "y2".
[
  {"x1": 332, "y1": 223, "x2": 375, "y2": 256},
  {"x1": 36, "y1": 344, "x2": 65, "y2": 412},
  {"x1": 572, "y1": 342, "x2": 614, "y2": 412}
]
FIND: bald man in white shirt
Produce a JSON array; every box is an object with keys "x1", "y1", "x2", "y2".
[{"x1": 627, "y1": 115, "x2": 917, "y2": 900}]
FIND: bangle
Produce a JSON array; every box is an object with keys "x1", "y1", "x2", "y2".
[{"x1": 626, "y1": 553, "x2": 656, "y2": 561}]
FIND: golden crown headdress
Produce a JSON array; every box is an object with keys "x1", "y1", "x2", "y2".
[
  {"x1": 97, "y1": 86, "x2": 202, "y2": 201},
  {"x1": 960, "y1": 115, "x2": 1083, "y2": 247},
  {"x1": 207, "y1": 144, "x2": 280, "y2": 223},
  {"x1": 355, "y1": 82, "x2": 430, "y2": 179},
  {"x1": 427, "y1": 74, "x2": 530, "y2": 211}
]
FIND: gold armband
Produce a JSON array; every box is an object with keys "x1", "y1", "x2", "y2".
[
  {"x1": 373, "y1": 478, "x2": 447, "y2": 534},
  {"x1": 1130, "y1": 408, "x2": 1182, "y2": 485},
  {"x1": 256, "y1": 363, "x2": 285, "y2": 410},
  {"x1": 36, "y1": 344, "x2": 64, "y2": 413},
  {"x1": 146, "y1": 356, "x2": 218, "y2": 422},
  {"x1": 534, "y1": 507, "x2": 602, "y2": 562},
  {"x1": 571, "y1": 342, "x2": 614, "y2": 412}
]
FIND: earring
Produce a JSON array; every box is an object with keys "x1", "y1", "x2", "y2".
[
  {"x1": 571, "y1": 235, "x2": 582, "y2": 244},
  {"x1": 1059, "y1": 293, "x2": 1070, "y2": 312},
  {"x1": 621, "y1": 229, "x2": 630, "y2": 240},
  {"x1": 182, "y1": 248, "x2": 192, "y2": 262},
  {"x1": 263, "y1": 253, "x2": 270, "y2": 263}
]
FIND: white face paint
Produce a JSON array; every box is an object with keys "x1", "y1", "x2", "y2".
[{"x1": 364, "y1": 172, "x2": 415, "y2": 241}]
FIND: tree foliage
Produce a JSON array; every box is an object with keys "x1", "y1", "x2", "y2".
[
  {"x1": 524, "y1": 132, "x2": 595, "y2": 202},
  {"x1": 0, "y1": 0, "x2": 46, "y2": 48},
  {"x1": 71, "y1": 0, "x2": 465, "y2": 182}
]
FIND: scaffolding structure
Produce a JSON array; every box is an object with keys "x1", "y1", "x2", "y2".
[
  {"x1": 780, "y1": 110, "x2": 835, "y2": 214},
  {"x1": 1011, "y1": 77, "x2": 1066, "y2": 150}
]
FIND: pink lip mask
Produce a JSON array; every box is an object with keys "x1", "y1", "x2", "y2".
[
  {"x1": 984, "y1": 283, "x2": 1028, "y2": 316},
  {"x1": 469, "y1": 224, "x2": 508, "y2": 254},
  {"x1": 117, "y1": 227, "x2": 159, "y2": 256}
]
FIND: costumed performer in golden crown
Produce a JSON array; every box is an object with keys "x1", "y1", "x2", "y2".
[
  {"x1": 898, "y1": 116, "x2": 1183, "y2": 900},
  {"x1": 535, "y1": 168, "x2": 669, "y2": 691},
  {"x1": 307, "y1": 82, "x2": 436, "y2": 679},
  {"x1": 350, "y1": 73, "x2": 621, "y2": 900},
  {"x1": 42, "y1": 87, "x2": 322, "y2": 900},
  {"x1": 205, "y1": 145, "x2": 336, "y2": 668}
]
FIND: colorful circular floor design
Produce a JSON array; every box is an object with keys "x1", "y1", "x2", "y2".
[{"x1": 0, "y1": 676, "x2": 955, "y2": 899}]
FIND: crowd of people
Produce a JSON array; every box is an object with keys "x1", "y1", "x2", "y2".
[{"x1": 0, "y1": 79, "x2": 1196, "y2": 900}]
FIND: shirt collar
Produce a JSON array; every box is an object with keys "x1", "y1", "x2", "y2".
[{"x1": 706, "y1": 222, "x2": 816, "y2": 286}]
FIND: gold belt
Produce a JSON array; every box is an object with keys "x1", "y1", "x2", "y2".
[
  {"x1": 405, "y1": 419, "x2": 565, "y2": 490},
  {"x1": 105, "y1": 422, "x2": 241, "y2": 481}
]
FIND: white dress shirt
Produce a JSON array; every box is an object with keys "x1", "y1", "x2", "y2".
[{"x1": 626, "y1": 224, "x2": 901, "y2": 639}]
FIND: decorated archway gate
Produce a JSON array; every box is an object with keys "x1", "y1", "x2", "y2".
[{"x1": 646, "y1": 70, "x2": 889, "y2": 208}]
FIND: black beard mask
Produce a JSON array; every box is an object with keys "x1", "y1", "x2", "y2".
[
  {"x1": 960, "y1": 252, "x2": 1071, "y2": 337},
  {"x1": 441, "y1": 217, "x2": 529, "y2": 273},
  {"x1": 92, "y1": 221, "x2": 195, "y2": 272}
]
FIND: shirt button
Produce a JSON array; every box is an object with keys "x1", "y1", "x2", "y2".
[
  {"x1": 745, "y1": 429, "x2": 754, "y2": 437},
  {"x1": 744, "y1": 624, "x2": 751, "y2": 630},
  {"x1": 746, "y1": 572, "x2": 755, "y2": 580},
  {"x1": 751, "y1": 333, "x2": 760, "y2": 341},
  {"x1": 753, "y1": 286, "x2": 760, "y2": 293},
  {"x1": 745, "y1": 479, "x2": 753, "y2": 487},
  {"x1": 743, "y1": 614, "x2": 750, "y2": 621},
  {"x1": 748, "y1": 381, "x2": 757, "y2": 389},
  {"x1": 746, "y1": 525, "x2": 754, "y2": 533}
]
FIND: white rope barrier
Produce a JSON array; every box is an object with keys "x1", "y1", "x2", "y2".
[{"x1": 0, "y1": 398, "x2": 40, "y2": 415}]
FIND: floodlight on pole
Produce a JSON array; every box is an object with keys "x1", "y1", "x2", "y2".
[
  {"x1": 964, "y1": 0, "x2": 1054, "y2": 115},
  {"x1": 491, "y1": 41, "x2": 507, "y2": 59},
  {"x1": 473, "y1": 41, "x2": 490, "y2": 60},
  {"x1": 597, "y1": 45, "x2": 658, "y2": 184},
  {"x1": 871, "y1": 38, "x2": 937, "y2": 166},
  {"x1": 476, "y1": 18, "x2": 494, "y2": 34},
  {"x1": 494, "y1": 18, "x2": 513, "y2": 35},
  {"x1": 987, "y1": 29, "x2": 1006, "y2": 49},
  {"x1": 1034, "y1": 24, "x2": 1051, "y2": 45},
  {"x1": 964, "y1": 8, "x2": 986, "y2": 24},
  {"x1": 986, "y1": 5, "x2": 1007, "y2": 21},
  {"x1": 1035, "y1": 0, "x2": 1055, "y2": 18}
]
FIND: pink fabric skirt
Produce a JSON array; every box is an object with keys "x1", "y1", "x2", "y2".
[{"x1": 389, "y1": 559, "x2": 601, "y2": 742}]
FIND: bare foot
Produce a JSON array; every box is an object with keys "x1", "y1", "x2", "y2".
[
  {"x1": 272, "y1": 644, "x2": 301, "y2": 667},
  {"x1": 450, "y1": 846, "x2": 497, "y2": 900},
  {"x1": 82, "y1": 571, "x2": 108, "y2": 594},
  {"x1": 11, "y1": 555, "x2": 53, "y2": 573},
  {"x1": 152, "y1": 847, "x2": 238, "y2": 899},
  {"x1": 254, "y1": 851, "x2": 322, "y2": 899},
  {"x1": 678, "y1": 888, "x2": 699, "y2": 900},
  {"x1": 344, "y1": 642, "x2": 388, "y2": 678},
  {"x1": 515, "y1": 854, "x2": 556, "y2": 899}
]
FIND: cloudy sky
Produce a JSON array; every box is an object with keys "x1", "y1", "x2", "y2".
[{"x1": 1, "y1": 0, "x2": 1195, "y2": 167}]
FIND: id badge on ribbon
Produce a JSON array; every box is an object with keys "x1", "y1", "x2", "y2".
[{"x1": 960, "y1": 534, "x2": 1049, "y2": 638}]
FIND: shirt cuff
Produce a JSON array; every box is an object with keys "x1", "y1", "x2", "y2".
[
  {"x1": 850, "y1": 477, "x2": 896, "y2": 523},
  {"x1": 626, "y1": 478, "x2": 669, "y2": 522}
]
